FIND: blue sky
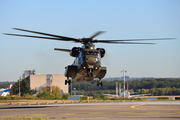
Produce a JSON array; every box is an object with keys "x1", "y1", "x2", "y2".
[{"x1": 0, "y1": 0, "x2": 180, "y2": 81}]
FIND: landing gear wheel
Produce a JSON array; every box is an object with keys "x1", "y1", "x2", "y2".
[
  {"x1": 100, "y1": 81, "x2": 103, "y2": 86},
  {"x1": 90, "y1": 72, "x2": 93, "y2": 77},
  {"x1": 97, "y1": 78, "x2": 103, "y2": 87},
  {"x1": 87, "y1": 69, "x2": 93, "y2": 77},
  {"x1": 68, "y1": 80, "x2": 71, "y2": 85},
  {"x1": 87, "y1": 71, "x2": 90, "y2": 77},
  {"x1": 65, "y1": 80, "x2": 67, "y2": 85},
  {"x1": 97, "y1": 81, "x2": 100, "y2": 86}
]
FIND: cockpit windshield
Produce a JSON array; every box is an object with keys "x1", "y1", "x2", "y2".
[{"x1": 83, "y1": 51, "x2": 99, "y2": 55}]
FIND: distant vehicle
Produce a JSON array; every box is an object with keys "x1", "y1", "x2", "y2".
[{"x1": 0, "y1": 84, "x2": 13, "y2": 96}]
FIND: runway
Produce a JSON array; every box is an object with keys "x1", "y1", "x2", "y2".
[{"x1": 0, "y1": 101, "x2": 180, "y2": 120}]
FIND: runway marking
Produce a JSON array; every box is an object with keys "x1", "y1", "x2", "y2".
[
  {"x1": 60, "y1": 113, "x2": 76, "y2": 115},
  {"x1": 131, "y1": 104, "x2": 144, "y2": 109},
  {"x1": 146, "y1": 111, "x2": 162, "y2": 113},
  {"x1": 0, "y1": 115, "x2": 16, "y2": 118},
  {"x1": 89, "y1": 112, "x2": 106, "y2": 115},
  {"x1": 31, "y1": 114, "x2": 46, "y2": 116},
  {"x1": 131, "y1": 104, "x2": 180, "y2": 110},
  {"x1": 117, "y1": 112, "x2": 134, "y2": 114}
]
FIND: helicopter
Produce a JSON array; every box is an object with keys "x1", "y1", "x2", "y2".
[{"x1": 4, "y1": 28, "x2": 175, "y2": 86}]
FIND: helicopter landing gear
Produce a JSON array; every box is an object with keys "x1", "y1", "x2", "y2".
[
  {"x1": 97, "y1": 79, "x2": 103, "y2": 87},
  {"x1": 87, "y1": 69, "x2": 93, "y2": 77},
  {"x1": 65, "y1": 77, "x2": 71, "y2": 85}
]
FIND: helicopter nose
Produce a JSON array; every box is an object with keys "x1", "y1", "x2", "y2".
[{"x1": 86, "y1": 57, "x2": 97, "y2": 65}]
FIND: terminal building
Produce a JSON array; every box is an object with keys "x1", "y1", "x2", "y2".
[{"x1": 21, "y1": 69, "x2": 68, "y2": 94}]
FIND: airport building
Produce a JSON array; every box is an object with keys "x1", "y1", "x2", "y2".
[{"x1": 21, "y1": 70, "x2": 68, "y2": 94}]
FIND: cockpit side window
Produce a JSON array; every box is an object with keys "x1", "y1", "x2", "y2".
[
  {"x1": 83, "y1": 51, "x2": 86, "y2": 55},
  {"x1": 89, "y1": 51, "x2": 94, "y2": 55}
]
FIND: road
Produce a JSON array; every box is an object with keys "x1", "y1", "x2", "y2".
[{"x1": 0, "y1": 101, "x2": 180, "y2": 120}]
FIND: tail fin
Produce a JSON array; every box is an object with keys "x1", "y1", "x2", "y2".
[{"x1": 8, "y1": 84, "x2": 13, "y2": 89}]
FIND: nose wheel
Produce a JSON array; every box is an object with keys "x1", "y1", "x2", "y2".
[{"x1": 87, "y1": 69, "x2": 93, "y2": 77}]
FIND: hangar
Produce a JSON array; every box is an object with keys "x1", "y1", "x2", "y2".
[{"x1": 21, "y1": 69, "x2": 68, "y2": 94}]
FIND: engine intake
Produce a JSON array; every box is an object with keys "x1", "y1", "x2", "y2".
[
  {"x1": 70, "y1": 47, "x2": 81, "y2": 57},
  {"x1": 96, "y1": 48, "x2": 105, "y2": 58}
]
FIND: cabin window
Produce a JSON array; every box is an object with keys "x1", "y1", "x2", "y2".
[{"x1": 83, "y1": 51, "x2": 99, "y2": 55}]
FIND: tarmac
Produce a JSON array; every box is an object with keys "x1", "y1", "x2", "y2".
[{"x1": 0, "y1": 101, "x2": 180, "y2": 120}]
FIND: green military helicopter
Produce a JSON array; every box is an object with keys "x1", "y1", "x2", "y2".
[{"x1": 4, "y1": 28, "x2": 175, "y2": 86}]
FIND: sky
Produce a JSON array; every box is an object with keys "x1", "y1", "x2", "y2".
[{"x1": 0, "y1": 0, "x2": 180, "y2": 82}]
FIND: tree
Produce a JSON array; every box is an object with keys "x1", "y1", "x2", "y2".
[
  {"x1": 37, "y1": 86, "x2": 62, "y2": 99},
  {"x1": 158, "y1": 88, "x2": 165, "y2": 95},
  {"x1": 52, "y1": 86, "x2": 61, "y2": 96},
  {"x1": 10, "y1": 81, "x2": 19, "y2": 95},
  {"x1": 10, "y1": 79, "x2": 31, "y2": 96}
]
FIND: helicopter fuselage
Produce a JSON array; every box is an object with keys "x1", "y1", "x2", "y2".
[{"x1": 64, "y1": 44, "x2": 107, "y2": 82}]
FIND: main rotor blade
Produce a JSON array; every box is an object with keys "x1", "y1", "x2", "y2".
[
  {"x1": 4, "y1": 33, "x2": 72, "y2": 41},
  {"x1": 97, "y1": 38, "x2": 176, "y2": 42},
  {"x1": 54, "y1": 48, "x2": 71, "y2": 52},
  {"x1": 13, "y1": 28, "x2": 80, "y2": 42},
  {"x1": 89, "y1": 31, "x2": 105, "y2": 39},
  {"x1": 94, "y1": 40, "x2": 155, "y2": 44}
]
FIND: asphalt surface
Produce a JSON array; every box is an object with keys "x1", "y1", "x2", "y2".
[{"x1": 0, "y1": 101, "x2": 180, "y2": 120}]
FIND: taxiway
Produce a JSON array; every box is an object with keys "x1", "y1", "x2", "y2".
[{"x1": 0, "y1": 101, "x2": 180, "y2": 120}]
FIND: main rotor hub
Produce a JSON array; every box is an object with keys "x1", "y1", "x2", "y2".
[
  {"x1": 82, "y1": 43, "x2": 95, "y2": 50},
  {"x1": 80, "y1": 38, "x2": 93, "y2": 44}
]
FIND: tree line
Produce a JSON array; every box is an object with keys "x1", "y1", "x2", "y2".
[
  {"x1": 70, "y1": 78, "x2": 180, "y2": 96},
  {"x1": 1, "y1": 78, "x2": 180, "y2": 96},
  {"x1": 0, "y1": 82, "x2": 14, "y2": 89}
]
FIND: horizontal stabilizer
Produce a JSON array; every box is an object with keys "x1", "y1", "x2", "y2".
[{"x1": 54, "y1": 48, "x2": 71, "y2": 52}]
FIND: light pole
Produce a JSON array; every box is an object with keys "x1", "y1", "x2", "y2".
[
  {"x1": 119, "y1": 82, "x2": 121, "y2": 97},
  {"x1": 116, "y1": 82, "x2": 118, "y2": 97},
  {"x1": 71, "y1": 79, "x2": 72, "y2": 96},
  {"x1": 19, "y1": 77, "x2": 21, "y2": 96},
  {"x1": 121, "y1": 70, "x2": 127, "y2": 98},
  {"x1": 50, "y1": 75, "x2": 53, "y2": 94}
]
